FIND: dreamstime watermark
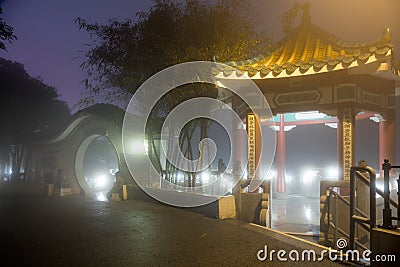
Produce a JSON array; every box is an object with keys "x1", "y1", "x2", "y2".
[
  {"x1": 122, "y1": 61, "x2": 276, "y2": 207},
  {"x1": 257, "y1": 238, "x2": 396, "y2": 263}
]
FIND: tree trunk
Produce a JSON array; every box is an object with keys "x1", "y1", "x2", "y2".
[
  {"x1": 10, "y1": 145, "x2": 24, "y2": 182},
  {"x1": 0, "y1": 146, "x2": 7, "y2": 180}
]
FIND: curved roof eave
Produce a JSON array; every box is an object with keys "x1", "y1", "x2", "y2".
[{"x1": 216, "y1": 18, "x2": 396, "y2": 80}]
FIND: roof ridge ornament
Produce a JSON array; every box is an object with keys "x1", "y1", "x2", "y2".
[
  {"x1": 282, "y1": 2, "x2": 311, "y2": 34},
  {"x1": 382, "y1": 27, "x2": 392, "y2": 42},
  {"x1": 301, "y1": 2, "x2": 311, "y2": 25},
  {"x1": 217, "y1": 2, "x2": 400, "y2": 80}
]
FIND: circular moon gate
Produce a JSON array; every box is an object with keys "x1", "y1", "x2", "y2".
[{"x1": 75, "y1": 134, "x2": 119, "y2": 196}]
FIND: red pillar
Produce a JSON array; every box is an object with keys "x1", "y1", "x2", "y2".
[
  {"x1": 379, "y1": 117, "x2": 396, "y2": 176},
  {"x1": 337, "y1": 114, "x2": 344, "y2": 180},
  {"x1": 276, "y1": 114, "x2": 286, "y2": 193}
]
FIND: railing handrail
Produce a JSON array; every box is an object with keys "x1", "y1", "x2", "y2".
[
  {"x1": 382, "y1": 159, "x2": 400, "y2": 228},
  {"x1": 350, "y1": 165, "x2": 376, "y2": 250},
  {"x1": 353, "y1": 169, "x2": 398, "y2": 209},
  {"x1": 321, "y1": 162, "x2": 399, "y2": 252},
  {"x1": 324, "y1": 188, "x2": 372, "y2": 251},
  {"x1": 329, "y1": 190, "x2": 369, "y2": 219}
]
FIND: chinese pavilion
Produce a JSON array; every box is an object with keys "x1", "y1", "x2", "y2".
[{"x1": 215, "y1": 4, "x2": 400, "y2": 195}]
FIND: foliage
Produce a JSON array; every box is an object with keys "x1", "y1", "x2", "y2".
[
  {"x1": 0, "y1": 7, "x2": 16, "y2": 50},
  {"x1": 76, "y1": 0, "x2": 270, "y2": 105},
  {"x1": 73, "y1": 103, "x2": 125, "y2": 130},
  {"x1": 0, "y1": 57, "x2": 70, "y2": 180},
  {"x1": 76, "y1": 0, "x2": 271, "y2": 185}
]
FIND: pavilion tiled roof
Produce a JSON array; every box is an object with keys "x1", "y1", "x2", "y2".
[{"x1": 214, "y1": 13, "x2": 398, "y2": 79}]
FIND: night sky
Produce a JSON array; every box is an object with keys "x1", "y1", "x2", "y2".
[
  {"x1": 0, "y1": 0, "x2": 153, "y2": 110},
  {"x1": 1, "y1": 0, "x2": 399, "y2": 110}
]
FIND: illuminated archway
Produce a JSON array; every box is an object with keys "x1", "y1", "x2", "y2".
[
  {"x1": 75, "y1": 134, "x2": 119, "y2": 196},
  {"x1": 29, "y1": 104, "x2": 129, "y2": 196}
]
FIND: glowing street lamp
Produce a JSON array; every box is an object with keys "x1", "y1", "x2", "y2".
[{"x1": 201, "y1": 172, "x2": 210, "y2": 184}]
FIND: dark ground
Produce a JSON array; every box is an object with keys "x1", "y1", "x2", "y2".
[{"x1": 0, "y1": 184, "x2": 347, "y2": 267}]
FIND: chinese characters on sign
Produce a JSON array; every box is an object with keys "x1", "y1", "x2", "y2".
[
  {"x1": 247, "y1": 113, "x2": 256, "y2": 180},
  {"x1": 342, "y1": 108, "x2": 353, "y2": 180}
]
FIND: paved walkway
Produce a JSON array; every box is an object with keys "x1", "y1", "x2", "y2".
[
  {"x1": 272, "y1": 195, "x2": 320, "y2": 236},
  {"x1": 0, "y1": 185, "x2": 346, "y2": 266}
]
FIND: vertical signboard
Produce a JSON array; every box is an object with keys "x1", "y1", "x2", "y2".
[
  {"x1": 247, "y1": 113, "x2": 256, "y2": 180},
  {"x1": 342, "y1": 108, "x2": 353, "y2": 180}
]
